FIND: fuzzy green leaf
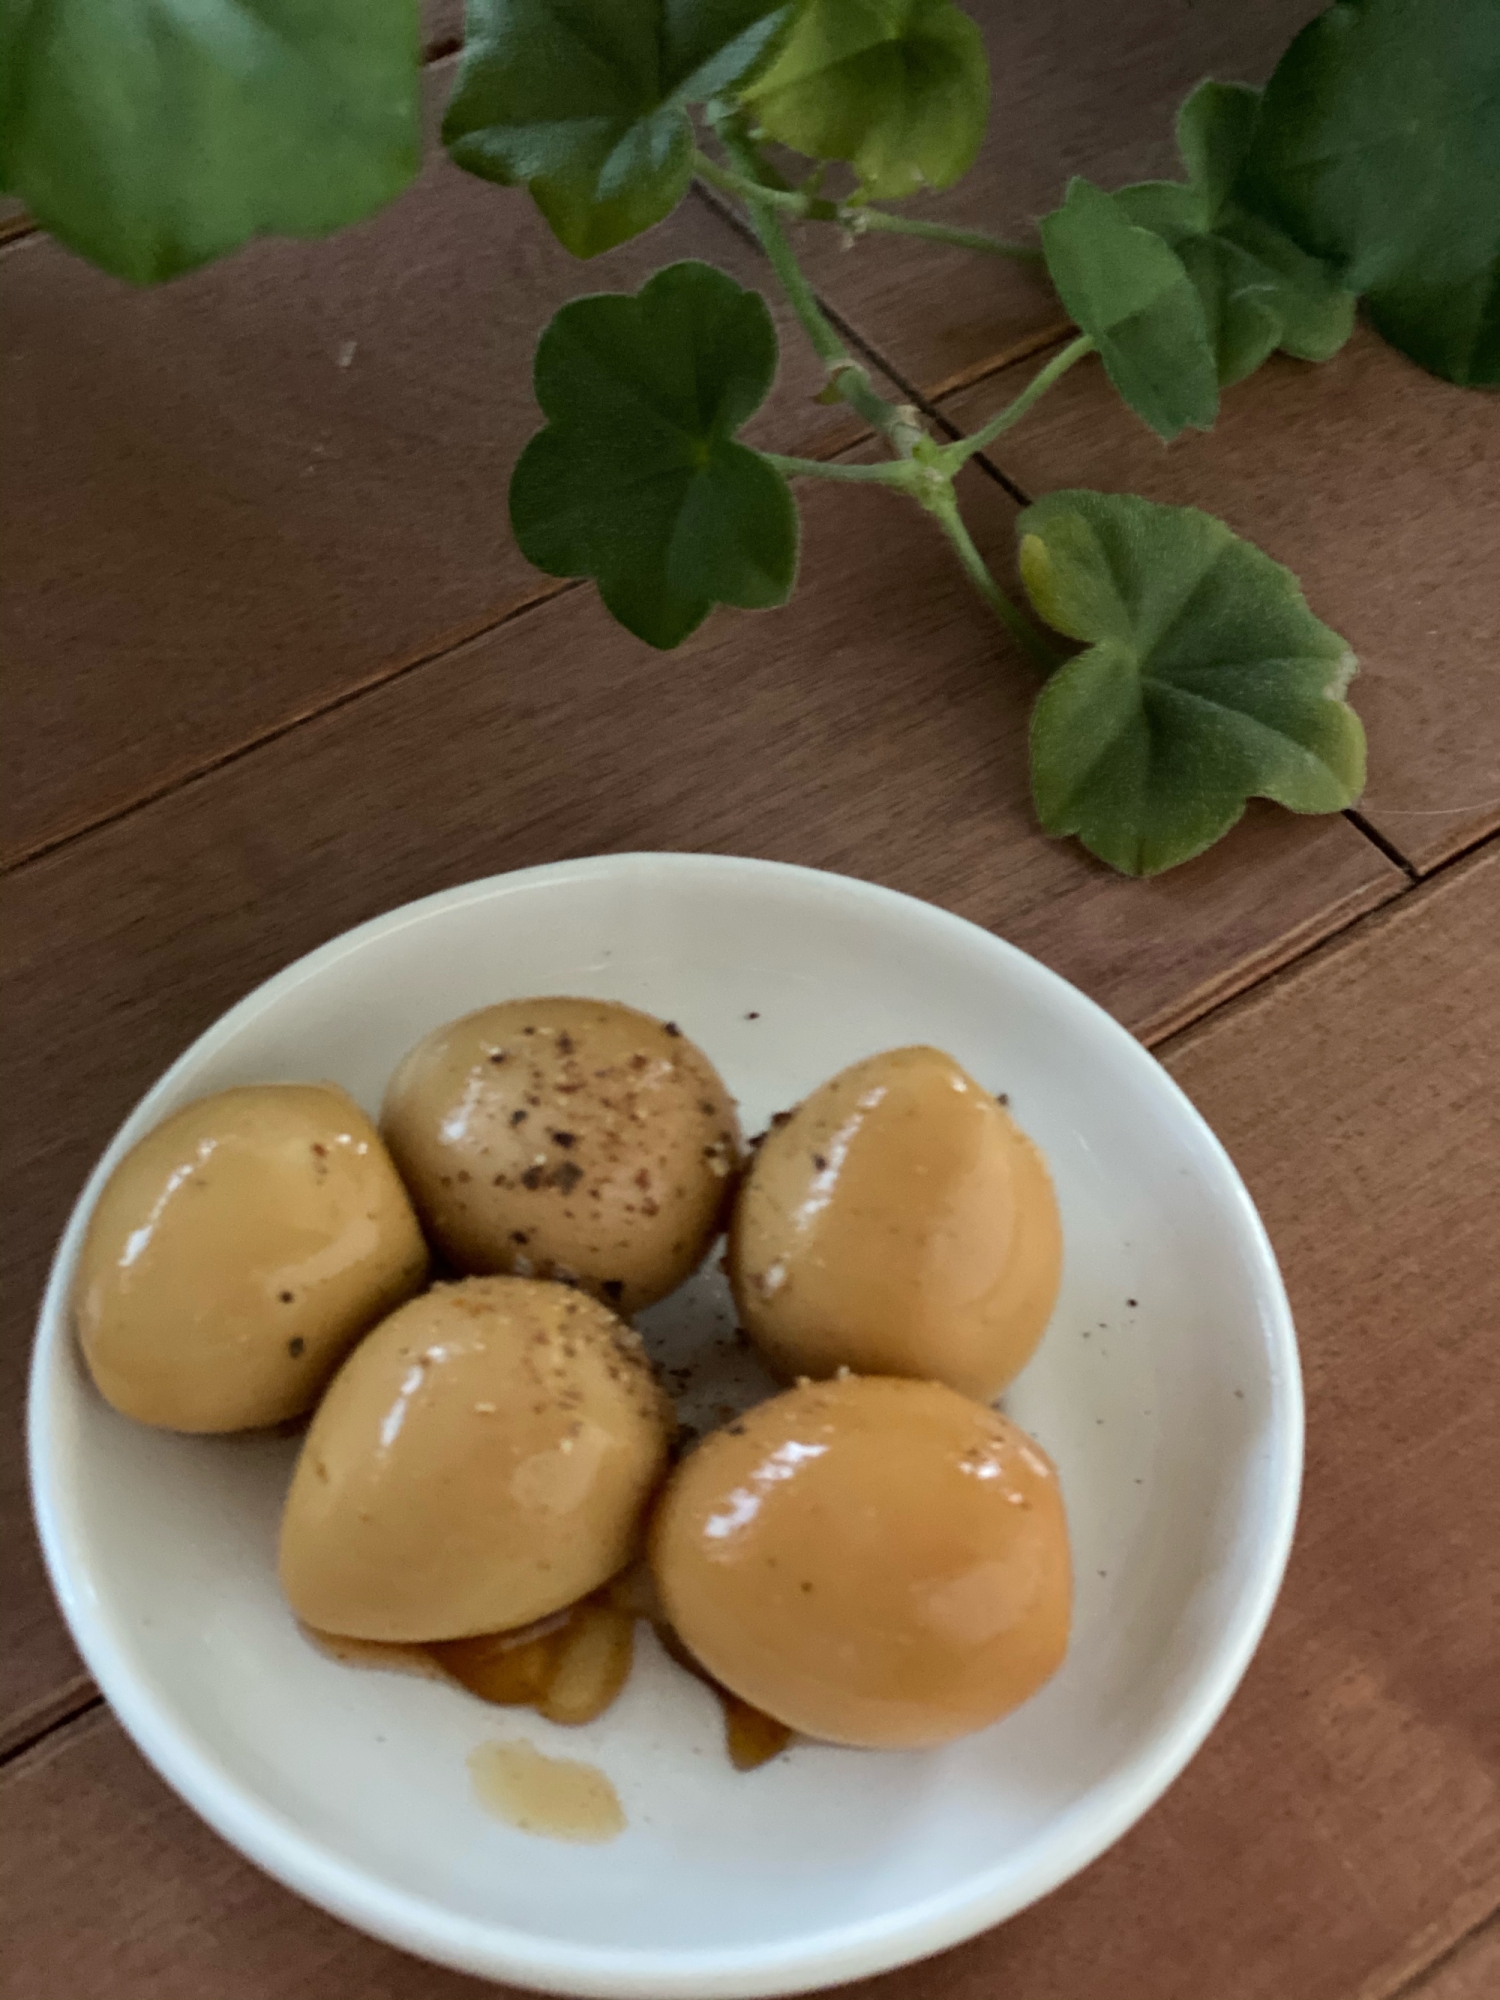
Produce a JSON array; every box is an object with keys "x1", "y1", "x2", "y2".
[
  {"x1": 510, "y1": 261, "x2": 798, "y2": 647},
  {"x1": 0, "y1": 0, "x2": 421, "y2": 285},
  {"x1": 742, "y1": 0, "x2": 988, "y2": 199},
  {"x1": 442, "y1": 0, "x2": 795, "y2": 257},
  {"x1": 1020, "y1": 490, "x2": 1365, "y2": 876},
  {"x1": 1115, "y1": 81, "x2": 1356, "y2": 388},
  {"x1": 1039, "y1": 177, "x2": 1219, "y2": 439},
  {"x1": 1246, "y1": 0, "x2": 1500, "y2": 387}
]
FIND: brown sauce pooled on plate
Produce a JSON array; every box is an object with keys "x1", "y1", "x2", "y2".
[
  {"x1": 305, "y1": 1565, "x2": 791, "y2": 1771},
  {"x1": 469, "y1": 1737, "x2": 625, "y2": 1843}
]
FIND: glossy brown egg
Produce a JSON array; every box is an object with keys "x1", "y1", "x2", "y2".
[
  {"x1": 651, "y1": 1376, "x2": 1071, "y2": 1749},
  {"x1": 381, "y1": 998, "x2": 740, "y2": 1314},
  {"x1": 73, "y1": 1085, "x2": 428, "y2": 1432},
  {"x1": 279, "y1": 1277, "x2": 673, "y2": 1642},
  {"x1": 729, "y1": 1045, "x2": 1061, "y2": 1400}
]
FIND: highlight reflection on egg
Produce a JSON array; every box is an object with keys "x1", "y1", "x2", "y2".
[
  {"x1": 729, "y1": 1045, "x2": 1062, "y2": 1400},
  {"x1": 651, "y1": 1375, "x2": 1072, "y2": 1749},
  {"x1": 73, "y1": 1084, "x2": 428, "y2": 1433},
  {"x1": 279, "y1": 1277, "x2": 673, "y2": 1642}
]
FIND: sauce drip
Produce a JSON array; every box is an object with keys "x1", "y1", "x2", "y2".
[
  {"x1": 469, "y1": 1737, "x2": 625, "y2": 1843},
  {"x1": 653, "y1": 1618, "x2": 793, "y2": 1771},
  {"x1": 306, "y1": 1565, "x2": 791, "y2": 1771}
]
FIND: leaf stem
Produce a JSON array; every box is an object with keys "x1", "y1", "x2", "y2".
[
  {"x1": 694, "y1": 151, "x2": 1042, "y2": 261},
  {"x1": 935, "y1": 334, "x2": 1095, "y2": 472},
  {"x1": 922, "y1": 487, "x2": 1060, "y2": 670},
  {"x1": 702, "y1": 114, "x2": 1056, "y2": 670},
  {"x1": 760, "y1": 451, "x2": 919, "y2": 488},
  {"x1": 706, "y1": 118, "x2": 915, "y2": 443},
  {"x1": 849, "y1": 207, "x2": 1045, "y2": 260}
]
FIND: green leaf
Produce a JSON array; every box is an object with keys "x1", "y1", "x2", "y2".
[
  {"x1": 510, "y1": 261, "x2": 798, "y2": 647},
  {"x1": 1114, "y1": 81, "x2": 1356, "y2": 388},
  {"x1": 0, "y1": 0, "x2": 420, "y2": 285},
  {"x1": 1019, "y1": 490, "x2": 1365, "y2": 876},
  {"x1": 1245, "y1": 0, "x2": 1500, "y2": 387},
  {"x1": 741, "y1": 0, "x2": 988, "y2": 199},
  {"x1": 1039, "y1": 178, "x2": 1219, "y2": 440},
  {"x1": 442, "y1": 0, "x2": 794, "y2": 257}
]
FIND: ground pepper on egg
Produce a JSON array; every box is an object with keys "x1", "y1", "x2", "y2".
[{"x1": 381, "y1": 998, "x2": 741, "y2": 1314}]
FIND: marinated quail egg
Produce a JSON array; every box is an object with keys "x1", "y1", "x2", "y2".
[
  {"x1": 279, "y1": 1276, "x2": 673, "y2": 1642},
  {"x1": 651, "y1": 1375, "x2": 1071, "y2": 1749},
  {"x1": 729, "y1": 1046, "x2": 1061, "y2": 1400},
  {"x1": 74, "y1": 1084, "x2": 428, "y2": 1432},
  {"x1": 381, "y1": 998, "x2": 740, "y2": 1313}
]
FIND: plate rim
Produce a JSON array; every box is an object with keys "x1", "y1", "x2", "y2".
[{"x1": 28, "y1": 851, "x2": 1304, "y2": 1997}]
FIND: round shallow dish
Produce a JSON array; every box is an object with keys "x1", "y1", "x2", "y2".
[{"x1": 30, "y1": 854, "x2": 1301, "y2": 1998}]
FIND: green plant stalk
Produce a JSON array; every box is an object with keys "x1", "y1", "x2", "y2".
[
  {"x1": 708, "y1": 119, "x2": 897, "y2": 436},
  {"x1": 922, "y1": 486, "x2": 1062, "y2": 670},
  {"x1": 934, "y1": 334, "x2": 1095, "y2": 471},
  {"x1": 759, "y1": 452, "x2": 920, "y2": 487},
  {"x1": 694, "y1": 152, "x2": 1042, "y2": 260},
  {"x1": 709, "y1": 112, "x2": 1058, "y2": 672}
]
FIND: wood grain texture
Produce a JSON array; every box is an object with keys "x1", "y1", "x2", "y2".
[
  {"x1": 0, "y1": 69, "x2": 881, "y2": 870},
  {"x1": 0, "y1": 1709, "x2": 493, "y2": 2000},
  {"x1": 943, "y1": 330, "x2": 1500, "y2": 871},
  {"x1": 759, "y1": 0, "x2": 1324, "y2": 399},
  {"x1": 3, "y1": 848, "x2": 1492, "y2": 2000},
  {"x1": 0, "y1": 463, "x2": 1399, "y2": 1751},
  {"x1": 1394, "y1": 1913, "x2": 1500, "y2": 2000}
]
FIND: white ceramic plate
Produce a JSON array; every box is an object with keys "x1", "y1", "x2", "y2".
[{"x1": 30, "y1": 854, "x2": 1301, "y2": 1998}]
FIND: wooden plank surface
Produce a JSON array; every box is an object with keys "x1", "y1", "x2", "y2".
[
  {"x1": 4, "y1": 847, "x2": 1492, "y2": 2000},
  {"x1": 943, "y1": 330, "x2": 1500, "y2": 871},
  {"x1": 0, "y1": 459, "x2": 1400, "y2": 1752},
  {"x1": 0, "y1": 69, "x2": 881, "y2": 870},
  {"x1": 759, "y1": 0, "x2": 1324, "y2": 398},
  {"x1": 1400, "y1": 1914, "x2": 1500, "y2": 2000}
]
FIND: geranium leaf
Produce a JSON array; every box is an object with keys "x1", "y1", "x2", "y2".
[
  {"x1": 1019, "y1": 490, "x2": 1366, "y2": 876},
  {"x1": 0, "y1": 0, "x2": 421, "y2": 284},
  {"x1": 741, "y1": 0, "x2": 988, "y2": 199},
  {"x1": 1115, "y1": 81, "x2": 1356, "y2": 389},
  {"x1": 1039, "y1": 177, "x2": 1219, "y2": 439},
  {"x1": 443, "y1": 0, "x2": 795, "y2": 257},
  {"x1": 510, "y1": 261, "x2": 798, "y2": 647},
  {"x1": 1245, "y1": 0, "x2": 1500, "y2": 386}
]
